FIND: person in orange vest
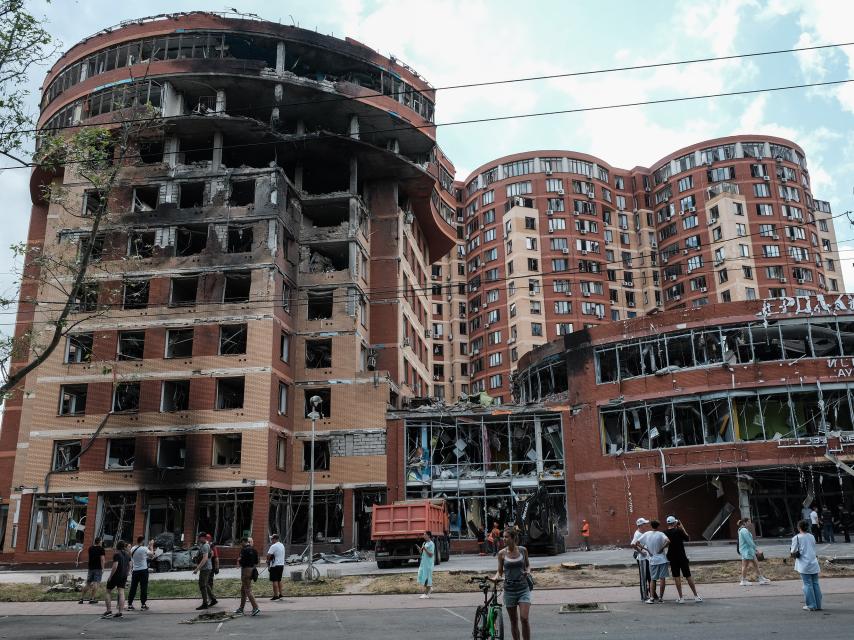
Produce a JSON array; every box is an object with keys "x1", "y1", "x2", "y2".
[{"x1": 581, "y1": 519, "x2": 591, "y2": 551}]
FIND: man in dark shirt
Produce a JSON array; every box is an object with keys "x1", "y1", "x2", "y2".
[
  {"x1": 102, "y1": 540, "x2": 130, "y2": 618},
  {"x1": 235, "y1": 537, "x2": 260, "y2": 616},
  {"x1": 664, "y1": 516, "x2": 702, "y2": 603},
  {"x1": 79, "y1": 537, "x2": 106, "y2": 604},
  {"x1": 838, "y1": 504, "x2": 852, "y2": 543}
]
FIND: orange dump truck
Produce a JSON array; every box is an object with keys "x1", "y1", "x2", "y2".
[{"x1": 371, "y1": 499, "x2": 451, "y2": 569}]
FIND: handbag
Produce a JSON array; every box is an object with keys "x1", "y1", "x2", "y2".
[
  {"x1": 525, "y1": 573, "x2": 535, "y2": 591},
  {"x1": 251, "y1": 567, "x2": 259, "y2": 582},
  {"x1": 791, "y1": 536, "x2": 801, "y2": 560},
  {"x1": 756, "y1": 550, "x2": 766, "y2": 561}
]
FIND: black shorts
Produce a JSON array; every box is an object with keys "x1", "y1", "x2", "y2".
[
  {"x1": 106, "y1": 574, "x2": 127, "y2": 590},
  {"x1": 670, "y1": 557, "x2": 691, "y2": 578},
  {"x1": 269, "y1": 566, "x2": 284, "y2": 582}
]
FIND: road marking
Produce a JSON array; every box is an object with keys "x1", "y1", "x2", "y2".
[
  {"x1": 443, "y1": 607, "x2": 469, "y2": 622},
  {"x1": 216, "y1": 621, "x2": 224, "y2": 632},
  {"x1": 331, "y1": 608, "x2": 344, "y2": 631}
]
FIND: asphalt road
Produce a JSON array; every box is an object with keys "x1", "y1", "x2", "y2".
[{"x1": 3, "y1": 595, "x2": 854, "y2": 640}]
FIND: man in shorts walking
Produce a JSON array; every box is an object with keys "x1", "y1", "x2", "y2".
[
  {"x1": 102, "y1": 540, "x2": 130, "y2": 619},
  {"x1": 267, "y1": 534, "x2": 285, "y2": 600},
  {"x1": 664, "y1": 516, "x2": 702, "y2": 603},
  {"x1": 637, "y1": 519, "x2": 670, "y2": 603},
  {"x1": 80, "y1": 537, "x2": 106, "y2": 604}
]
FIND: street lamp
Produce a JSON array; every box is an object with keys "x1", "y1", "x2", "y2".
[{"x1": 305, "y1": 394, "x2": 323, "y2": 581}]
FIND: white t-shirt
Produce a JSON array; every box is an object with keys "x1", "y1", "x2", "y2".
[
  {"x1": 631, "y1": 529, "x2": 649, "y2": 558},
  {"x1": 638, "y1": 530, "x2": 670, "y2": 565},
  {"x1": 130, "y1": 544, "x2": 150, "y2": 572},
  {"x1": 809, "y1": 510, "x2": 820, "y2": 525},
  {"x1": 268, "y1": 541, "x2": 285, "y2": 567}
]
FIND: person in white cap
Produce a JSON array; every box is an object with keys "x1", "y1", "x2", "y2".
[
  {"x1": 664, "y1": 516, "x2": 702, "y2": 602},
  {"x1": 631, "y1": 517, "x2": 652, "y2": 601},
  {"x1": 636, "y1": 520, "x2": 670, "y2": 603}
]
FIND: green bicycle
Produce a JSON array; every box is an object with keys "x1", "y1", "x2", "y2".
[{"x1": 471, "y1": 576, "x2": 504, "y2": 640}]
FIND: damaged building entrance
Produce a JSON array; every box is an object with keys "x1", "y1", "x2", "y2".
[
  {"x1": 354, "y1": 489, "x2": 387, "y2": 550},
  {"x1": 404, "y1": 412, "x2": 567, "y2": 541}
]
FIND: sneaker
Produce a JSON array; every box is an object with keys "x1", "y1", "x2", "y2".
[
  {"x1": 78, "y1": 599, "x2": 84, "y2": 604},
  {"x1": 675, "y1": 597, "x2": 684, "y2": 603},
  {"x1": 113, "y1": 613, "x2": 123, "y2": 619},
  {"x1": 88, "y1": 600, "x2": 98, "y2": 605},
  {"x1": 233, "y1": 608, "x2": 244, "y2": 616},
  {"x1": 759, "y1": 577, "x2": 771, "y2": 585},
  {"x1": 803, "y1": 606, "x2": 811, "y2": 611},
  {"x1": 101, "y1": 611, "x2": 113, "y2": 619},
  {"x1": 209, "y1": 599, "x2": 219, "y2": 607},
  {"x1": 126, "y1": 604, "x2": 135, "y2": 611},
  {"x1": 419, "y1": 594, "x2": 428, "y2": 599},
  {"x1": 645, "y1": 597, "x2": 655, "y2": 604},
  {"x1": 251, "y1": 609, "x2": 261, "y2": 616},
  {"x1": 141, "y1": 604, "x2": 149, "y2": 611},
  {"x1": 740, "y1": 579, "x2": 752, "y2": 586},
  {"x1": 196, "y1": 604, "x2": 209, "y2": 611},
  {"x1": 270, "y1": 595, "x2": 281, "y2": 601},
  {"x1": 694, "y1": 596, "x2": 703, "y2": 602}
]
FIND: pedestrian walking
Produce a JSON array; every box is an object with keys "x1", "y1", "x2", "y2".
[
  {"x1": 192, "y1": 532, "x2": 217, "y2": 610},
  {"x1": 101, "y1": 540, "x2": 130, "y2": 619},
  {"x1": 737, "y1": 518, "x2": 770, "y2": 585},
  {"x1": 206, "y1": 533, "x2": 220, "y2": 596},
  {"x1": 821, "y1": 505, "x2": 835, "y2": 543},
  {"x1": 630, "y1": 517, "x2": 652, "y2": 601},
  {"x1": 809, "y1": 505, "x2": 822, "y2": 542},
  {"x1": 417, "y1": 530, "x2": 435, "y2": 599},
  {"x1": 493, "y1": 528, "x2": 532, "y2": 640},
  {"x1": 837, "y1": 504, "x2": 851, "y2": 543},
  {"x1": 664, "y1": 516, "x2": 702, "y2": 603},
  {"x1": 126, "y1": 536, "x2": 153, "y2": 611},
  {"x1": 580, "y1": 519, "x2": 591, "y2": 551},
  {"x1": 235, "y1": 537, "x2": 261, "y2": 617},
  {"x1": 79, "y1": 537, "x2": 105, "y2": 605},
  {"x1": 637, "y1": 519, "x2": 670, "y2": 603},
  {"x1": 266, "y1": 533, "x2": 285, "y2": 601},
  {"x1": 791, "y1": 519, "x2": 822, "y2": 611}
]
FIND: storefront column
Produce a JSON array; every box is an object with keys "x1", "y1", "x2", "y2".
[{"x1": 252, "y1": 485, "x2": 269, "y2": 543}]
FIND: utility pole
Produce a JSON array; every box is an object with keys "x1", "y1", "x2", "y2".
[{"x1": 306, "y1": 395, "x2": 323, "y2": 581}]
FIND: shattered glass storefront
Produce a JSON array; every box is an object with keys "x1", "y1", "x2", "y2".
[
  {"x1": 404, "y1": 412, "x2": 567, "y2": 539},
  {"x1": 268, "y1": 488, "x2": 344, "y2": 546},
  {"x1": 29, "y1": 494, "x2": 89, "y2": 551},
  {"x1": 95, "y1": 492, "x2": 136, "y2": 548},
  {"x1": 196, "y1": 489, "x2": 254, "y2": 545}
]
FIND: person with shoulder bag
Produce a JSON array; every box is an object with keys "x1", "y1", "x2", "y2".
[
  {"x1": 493, "y1": 528, "x2": 533, "y2": 640},
  {"x1": 235, "y1": 537, "x2": 261, "y2": 617},
  {"x1": 791, "y1": 519, "x2": 822, "y2": 611},
  {"x1": 737, "y1": 518, "x2": 770, "y2": 586}
]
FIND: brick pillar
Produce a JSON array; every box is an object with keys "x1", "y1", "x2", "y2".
[
  {"x1": 252, "y1": 485, "x2": 269, "y2": 543},
  {"x1": 133, "y1": 491, "x2": 146, "y2": 540},
  {"x1": 183, "y1": 489, "x2": 197, "y2": 546},
  {"x1": 15, "y1": 493, "x2": 34, "y2": 554},
  {"x1": 82, "y1": 491, "x2": 99, "y2": 548},
  {"x1": 342, "y1": 488, "x2": 354, "y2": 548}
]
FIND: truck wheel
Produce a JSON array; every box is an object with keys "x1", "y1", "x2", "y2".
[
  {"x1": 435, "y1": 547, "x2": 441, "y2": 566},
  {"x1": 442, "y1": 538, "x2": 450, "y2": 562},
  {"x1": 377, "y1": 560, "x2": 393, "y2": 569}
]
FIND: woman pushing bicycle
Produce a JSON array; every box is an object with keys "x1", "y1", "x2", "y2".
[{"x1": 492, "y1": 528, "x2": 533, "y2": 640}]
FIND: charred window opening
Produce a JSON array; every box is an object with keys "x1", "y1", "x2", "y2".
[
  {"x1": 145, "y1": 494, "x2": 185, "y2": 543},
  {"x1": 223, "y1": 271, "x2": 251, "y2": 303},
  {"x1": 52, "y1": 440, "x2": 81, "y2": 471},
  {"x1": 212, "y1": 434, "x2": 242, "y2": 466},
  {"x1": 175, "y1": 224, "x2": 208, "y2": 256},
  {"x1": 72, "y1": 282, "x2": 99, "y2": 312},
  {"x1": 179, "y1": 182, "x2": 205, "y2": 208},
  {"x1": 132, "y1": 186, "x2": 159, "y2": 212},
  {"x1": 96, "y1": 492, "x2": 136, "y2": 548},
  {"x1": 305, "y1": 243, "x2": 349, "y2": 273},
  {"x1": 128, "y1": 230, "x2": 156, "y2": 257},
  {"x1": 227, "y1": 225, "x2": 253, "y2": 252},
  {"x1": 302, "y1": 158, "x2": 350, "y2": 194},
  {"x1": 285, "y1": 490, "x2": 343, "y2": 544},
  {"x1": 304, "y1": 388, "x2": 331, "y2": 417},
  {"x1": 157, "y1": 436, "x2": 186, "y2": 469},
  {"x1": 78, "y1": 233, "x2": 106, "y2": 261},
  {"x1": 305, "y1": 339, "x2": 332, "y2": 368},
  {"x1": 303, "y1": 440, "x2": 330, "y2": 471},
  {"x1": 170, "y1": 276, "x2": 198, "y2": 306},
  {"x1": 117, "y1": 330, "x2": 145, "y2": 361},
  {"x1": 65, "y1": 333, "x2": 93, "y2": 363},
  {"x1": 196, "y1": 489, "x2": 254, "y2": 547},
  {"x1": 307, "y1": 289, "x2": 334, "y2": 320},
  {"x1": 229, "y1": 179, "x2": 255, "y2": 207},
  {"x1": 83, "y1": 189, "x2": 106, "y2": 216},
  {"x1": 138, "y1": 139, "x2": 164, "y2": 164},
  {"x1": 59, "y1": 384, "x2": 87, "y2": 415},
  {"x1": 303, "y1": 201, "x2": 349, "y2": 228},
  {"x1": 123, "y1": 279, "x2": 150, "y2": 309},
  {"x1": 29, "y1": 494, "x2": 87, "y2": 551},
  {"x1": 216, "y1": 377, "x2": 245, "y2": 409},
  {"x1": 181, "y1": 135, "x2": 213, "y2": 164},
  {"x1": 113, "y1": 382, "x2": 141, "y2": 413},
  {"x1": 219, "y1": 324, "x2": 247, "y2": 355},
  {"x1": 165, "y1": 328, "x2": 194, "y2": 358},
  {"x1": 161, "y1": 380, "x2": 190, "y2": 412},
  {"x1": 106, "y1": 438, "x2": 135, "y2": 470},
  {"x1": 222, "y1": 137, "x2": 276, "y2": 167}
]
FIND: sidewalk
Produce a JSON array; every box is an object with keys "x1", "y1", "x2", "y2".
[{"x1": 2, "y1": 576, "x2": 854, "y2": 616}]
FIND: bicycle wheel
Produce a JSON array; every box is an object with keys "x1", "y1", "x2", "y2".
[
  {"x1": 304, "y1": 564, "x2": 321, "y2": 581},
  {"x1": 492, "y1": 606, "x2": 504, "y2": 640},
  {"x1": 472, "y1": 604, "x2": 487, "y2": 640}
]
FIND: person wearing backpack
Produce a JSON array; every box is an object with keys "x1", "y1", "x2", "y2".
[
  {"x1": 127, "y1": 536, "x2": 154, "y2": 610},
  {"x1": 791, "y1": 519, "x2": 822, "y2": 611}
]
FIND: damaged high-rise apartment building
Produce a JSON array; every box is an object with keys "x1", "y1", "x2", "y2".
[{"x1": 0, "y1": 11, "x2": 845, "y2": 561}]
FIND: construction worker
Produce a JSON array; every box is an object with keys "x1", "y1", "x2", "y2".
[{"x1": 581, "y1": 519, "x2": 591, "y2": 551}]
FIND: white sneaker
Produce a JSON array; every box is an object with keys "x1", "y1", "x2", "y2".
[
  {"x1": 694, "y1": 595, "x2": 703, "y2": 602},
  {"x1": 675, "y1": 597, "x2": 684, "y2": 603},
  {"x1": 645, "y1": 597, "x2": 655, "y2": 604},
  {"x1": 759, "y1": 577, "x2": 771, "y2": 585},
  {"x1": 419, "y1": 594, "x2": 428, "y2": 599},
  {"x1": 740, "y1": 579, "x2": 751, "y2": 586}
]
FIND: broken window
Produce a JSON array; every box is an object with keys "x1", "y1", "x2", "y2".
[
  {"x1": 156, "y1": 437, "x2": 186, "y2": 469},
  {"x1": 65, "y1": 333, "x2": 93, "y2": 363},
  {"x1": 59, "y1": 384, "x2": 87, "y2": 415},
  {"x1": 161, "y1": 380, "x2": 190, "y2": 412},
  {"x1": 303, "y1": 440, "x2": 330, "y2": 471},
  {"x1": 82, "y1": 189, "x2": 105, "y2": 216},
  {"x1": 840, "y1": 321, "x2": 854, "y2": 356},
  {"x1": 196, "y1": 489, "x2": 254, "y2": 546},
  {"x1": 229, "y1": 179, "x2": 255, "y2": 206},
  {"x1": 601, "y1": 411, "x2": 625, "y2": 454},
  {"x1": 96, "y1": 492, "x2": 136, "y2": 548},
  {"x1": 750, "y1": 322, "x2": 784, "y2": 361},
  {"x1": 216, "y1": 377, "x2": 245, "y2": 409},
  {"x1": 78, "y1": 233, "x2": 106, "y2": 262},
  {"x1": 72, "y1": 282, "x2": 99, "y2": 312},
  {"x1": 278, "y1": 382, "x2": 288, "y2": 415},
  {"x1": 674, "y1": 400, "x2": 704, "y2": 446},
  {"x1": 227, "y1": 225, "x2": 253, "y2": 252},
  {"x1": 165, "y1": 328, "x2": 194, "y2": 358},
  {"x1": 117, "y1": 330, "x2": 145, "y2": 360},
  {"x1": 280, "y1": 331, "x2": 291, "y2": 362},
  {"x1": 52, "y1": 440, "x2": 81, "y2": 471},
  {"x1": 128, "y1": 230, "x2": 156, "y2": 257},
  {"x1": 132, "y1": 186, "x2": 159, "y2": 212},
  {"x1": 29, "y1": 494, "x2": 87, "y2": 551},
  {"x1": 276, "y1": 436, "x2": 287, "y2": 470},
  {"x1": 219, "y1": 324, "x2": 247, "y2": 355},
  {"x1": 181, "y1": 135, "x2": 213, "y2": 164},
  {"x1": 138, "y1": 139, "x2": 164, "y2": 164},
  {"x1": 212, "y1": 434, "x2": 242, "y2": 466},
  {"x1": 179, "y1": 182, "x2": 205, "y2": 208},
  {"x1": 106, "y1": 438, "x2": 135, "y2": 470},
  {"x1": 304, "y1": 388, "x2": 331, "y2": 417},
  {"x1": 223, "y1": 271, "x2": 251, "y2": 303},
  {"x1": 702, "y1": 397, "x2": 733, "y2": 443},
  {"x1": 145, "y1": 493, "x2": 185, "y2": 542},
  {"x1": 123, "y1": 279, "x2": 149, "y2": 309},
  {"x1": 307, "y1": 289, "x2": 334, "y2": 320},
  {"x1": 810, "y1": 321, "x2": 841, "y2": 357},
  {"x1": 170, "y1": 276, "x2": 198, "y2": 306},
  {"x1": 175, "y1": 224, "x2": 208, "y2": 256},
  {"x1": 305, "y1": 338, "x2": 332, "y2": 368},
  {"x1": 287, "y1": 489, "x2": 343, "y2": 544},
  {"x1": 113, "y1": 382, "x2": 141, "y2": 413},
  {"x1": 305, "y1": 244, "x2": 349, "y2": 273}
]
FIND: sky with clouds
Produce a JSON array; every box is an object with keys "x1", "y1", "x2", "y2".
[{"x1": 1, "y1": 0, "x2": 853, "y2": 336}]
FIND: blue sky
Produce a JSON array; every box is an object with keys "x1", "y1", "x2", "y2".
[{"x1": 1, "y1": 0, "x2": 853, "y2": 331}]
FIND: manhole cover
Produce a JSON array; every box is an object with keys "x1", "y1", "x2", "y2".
[{"x1": 559, "y1": 603, "x2": 609, "y2": 614}]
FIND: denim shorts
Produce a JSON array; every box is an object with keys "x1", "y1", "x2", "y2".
[
  {"x1": 86, "y1": 569, "x2": 103, "y2": 584},
  {"x1": 650, "y1": 562, "x2": 670, "y2": 580}
]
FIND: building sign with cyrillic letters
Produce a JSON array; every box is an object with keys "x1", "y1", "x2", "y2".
[
  {"x1": 777, "y1": 434, "x2": 854, "y2": 448},
  {"x1": 758, "y1": 294, "x2": 854, "y2": 318},
  {"x1": 827, "y1": 359, "x2": 854, "y2": 377}
]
